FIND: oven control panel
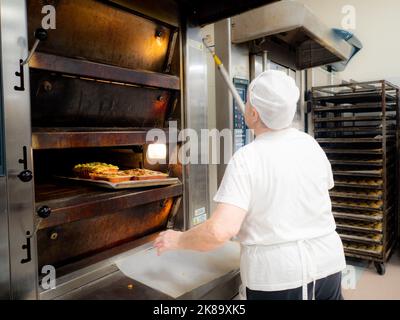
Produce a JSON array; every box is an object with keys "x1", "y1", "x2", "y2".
[{"x1": 233, "y1": 78, "x2": 249, "y2": 152}]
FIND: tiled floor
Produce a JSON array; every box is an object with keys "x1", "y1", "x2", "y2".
[{"x1": 343, "y1": 248, "x2": 400, "y2": 300}]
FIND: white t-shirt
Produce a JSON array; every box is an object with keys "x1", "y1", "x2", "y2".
[{"x1": 214, "y1": 128, "x2": 346, "y2": 292}]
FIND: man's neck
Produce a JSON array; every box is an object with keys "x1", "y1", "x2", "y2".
[{"x1": 254, "y1": 127, "x2": 272, "y2": 137}]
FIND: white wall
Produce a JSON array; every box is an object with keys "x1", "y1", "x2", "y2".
[
  {"x1": 296, "y1": 0, "x2": 400, "y2": 85},
  {"x1": 201, "y1": 1, "x2": 400, "y2": 211}
]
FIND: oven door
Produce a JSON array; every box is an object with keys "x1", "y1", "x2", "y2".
[{"x1": 40, "y1": 237, "x2": 240, "y2": 300}]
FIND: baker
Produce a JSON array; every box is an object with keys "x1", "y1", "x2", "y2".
[{"x1": 154, "y1": 70, "x2": 346, "y2": 300}]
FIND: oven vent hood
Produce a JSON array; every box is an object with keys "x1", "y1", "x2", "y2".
[{"x1": 231, "y1": 0, "x2": 355, "y2": 70}]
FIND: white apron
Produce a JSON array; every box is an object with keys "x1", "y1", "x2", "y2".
[{"x1": 239, "y1": 237, "x2": 321, "y2": 300}]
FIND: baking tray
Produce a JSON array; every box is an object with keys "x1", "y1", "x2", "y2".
[
  {"x1": 314, "y1": 114, "x2": 396, "y2": 123},
  {"x1": 314, "y1": 125, "x2": 394, "y2": 133},
  {"x1": 338, "y1": 232, "x2": 383, "y2": 245},
  {"x1": 343, "y1": 244, "x2": 383, "y2": 259},
  {"x1": 333, "y1": 211, "x2": 383, "y2": 223},
  {"x1": 325, "y1": 145, "x2": 397, "y2": 153},
  {"x1": 344, "y1": 203, "x2": 391, "y2": 213},
  {"x1": 332, "y1": 202, "x2": 383, "y2": 212},
  {"x1": 55, "y1": 176, "x2": 180, "y2": 190},
  {"x1": 312, "y1": 92, "x2": 396, "y2": 104},
  {"x1": 332, "y1": 186, "x2": 395, "y2": 200},
  {"x1": 336, "y1": 222, "x2": 383, "y2": 234},
  {"x1": 333, "y1": 170, "x2": 383, "y2": 177},
  {"x1": 324, "y1": 148, "x2": 383, "y2": 155},
  {"x1": 333, "y1": 177, "x2": 396, "y2": 190},
  {"x1": 329, "y1": 159, "x2": 383, "y2": 167},
  {"x1": 313, "y1": 103, "x2": 396, "y2": 113},
  {"x1": 317, "y1": 137, "x2": 383, "y2": 143},
  {"x1": 330, "y1": 191, "x2": 382, "y2": 200},
  {"x1": 333, "y1": 182, "x2": 383, "y2": 190}
]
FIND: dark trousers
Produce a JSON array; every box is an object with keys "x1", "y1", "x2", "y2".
[{"x1": 246, "y1": 272, "x2": 343, "y2": 300}]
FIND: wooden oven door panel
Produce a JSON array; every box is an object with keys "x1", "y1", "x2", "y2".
[
  {"x1": 31, "y1": 71, "x2": 172, "y2": 127},
  {"x1": 27, "y1": 0, "x2": 172, "y2": 72},
  {"x1": 37, "y1": 199, "x2": 173, "y2": 269}
]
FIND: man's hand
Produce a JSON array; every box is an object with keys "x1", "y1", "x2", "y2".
[
  {"x1": 153, "y1": 203, "x2": 246, "y2": 255},
  {"x1": 154, "y1": 230, "x2": 182, "y2": 256}
]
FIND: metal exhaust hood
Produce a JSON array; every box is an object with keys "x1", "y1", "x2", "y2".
[{"x1": 231, "y1": 0, "x2": 355, "y2": 70}]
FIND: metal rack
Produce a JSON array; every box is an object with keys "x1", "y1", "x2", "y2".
[{"x1": 311, "y1": 80, "x2": 400, "y2": 275}]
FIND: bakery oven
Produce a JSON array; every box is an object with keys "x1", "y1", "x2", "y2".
[
  {"x1": 28, "y1": 0, "x2": 185, "y2": 274},
  {"x1": 0, "y1": 0, "x2": 277, "y2": 300}
]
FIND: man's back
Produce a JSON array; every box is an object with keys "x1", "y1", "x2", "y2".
[
  {"x1": 214, "y1": 128, "x2": 346, "y2": 292},
  {"x1": 235, "y1": 128, "x2": 336, "y2": 245}
]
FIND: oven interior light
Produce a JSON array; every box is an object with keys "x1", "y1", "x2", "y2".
[
  {"x1": 155, "y1": 29, "x2": 163, "y2": 46},
  {"x1": 147, "y1": 143, "x2": 167, "y2": 160}
]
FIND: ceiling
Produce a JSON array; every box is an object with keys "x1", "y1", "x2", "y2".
[{"x1": 177, "y1": 0, "x2": 279, "y2": 25}]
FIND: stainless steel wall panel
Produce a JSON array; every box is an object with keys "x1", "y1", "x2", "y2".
[
  {"x1": 0, "y1": 177, "x2": 10, "y2": 299},
  {"x1": 0, "y1": 38, "x2": 8, "y2": 299},
  {"x1": 183, "y1": 25, "x2": 209, "y2": 228},
  {"x1": 214, "y1": 19, "x2": 233, "y2": 186}
]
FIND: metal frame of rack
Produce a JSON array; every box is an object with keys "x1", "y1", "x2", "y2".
[{"x1": 311, "y1": 80, "x2": 399, "y2": 275}]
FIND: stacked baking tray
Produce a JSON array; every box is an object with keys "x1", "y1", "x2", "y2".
[{"x1": 311, "y1": 81, "x2": 399, "y2": 275}]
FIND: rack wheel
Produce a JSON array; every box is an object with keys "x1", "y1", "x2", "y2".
[{"x1": 374, "y1": 262, "x2": 386, "y2": 275}]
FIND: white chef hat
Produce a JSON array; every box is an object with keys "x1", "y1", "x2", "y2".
[{"x1": 248, "y1": 70, "x2": 300, "y2": 130}]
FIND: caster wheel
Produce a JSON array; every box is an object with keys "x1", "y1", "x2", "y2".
[{"x1": 374, "y1": 262, "x2": 386, "y2": 275}]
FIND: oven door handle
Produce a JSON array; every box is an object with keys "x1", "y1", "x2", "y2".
[
  {"x1": 15, "y1": 28, "x2": 48, "y2": 91},
  {"x1": 166, "y1": 196, "x2": 182, "y2": 229},
  {"x1": 21, "y1": 28, "x2": 48, "y2": 66}
]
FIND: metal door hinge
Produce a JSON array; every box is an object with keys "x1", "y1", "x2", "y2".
[
  {"x1": 18, "y1": 146, "x2": 33, "y2": 182},
  {"x1": 14, "y1": 60, "x2": 25, "y2": 91},
  {"x1": 21, "y1": 231, "x2": 32, "y2": 264}
]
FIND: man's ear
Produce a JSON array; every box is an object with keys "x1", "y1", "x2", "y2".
[{"x1": 252, "y1": 107, "x2": 260, "y2": 121}]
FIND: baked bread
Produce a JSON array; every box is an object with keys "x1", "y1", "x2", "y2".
[
  {"x1": 124, "y1": 169, "x2": 169, "y2": 180},
  {"x1": 73, "y1": 162, "x2": 119, "y2": 178},
  {"x1": 90, "y1": 172, "x2": 133, "y2": 183}
]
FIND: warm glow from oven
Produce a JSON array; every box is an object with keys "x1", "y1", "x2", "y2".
[
  {"x1": 156, "y1": 36, "x2": 163, "y2": 46},
  {"x1": 147, "y1": 143, "x2": 167, "y2": 160}
]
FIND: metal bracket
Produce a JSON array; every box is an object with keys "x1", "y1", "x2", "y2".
[
  {"x1": 21, "y1": 231, "x2": 32, "y2": 264},
  {"x1": 18, "y1": 146, "x2": 28, "y2": 170},
  {"x1": 14, "y1": 60, "x2": 25, "y2": 91},
  {"x1": 17, "y1": 146, "x2": 33, "y2": 182}
]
